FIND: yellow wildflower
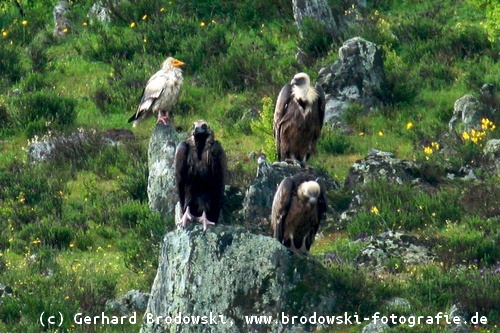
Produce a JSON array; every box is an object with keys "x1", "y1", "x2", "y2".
[
  {"x1": 2, "y1": 31, "x2": 8, "y2": 37},
  {"x1": 424, "y1": 146, "x2": 433, "y2": 155},
  {"x1": 160, "y1": 7, "x2": 166, "y2": 12},
  {"x1": 142, "y1": 14, "x2": 148, "y2": 20},
  {"x1": 370, "y1": 206, "x2": 379, "y2": 215},
  {"x1": 130, "y1": 22, "x2": 136, "y2": 28},
  {"x1": 406, "y1": 122, "x2": 413, "y2": 130},
  {"x1": 462, "y1": 131, "x2": 470, "y2": 141},
  {"x1": 200, "y1": 21, "x2": 206, "y2": 27},
  {"x1": 359, "y1": 132, "x2": 365, "y2": 136},
  {"x1": 62, "y1": 28, "x2": 68, "y2": 33},
  {"x1": 431, "y1": 142, "x2": 440, "y2": 150},
  {"x1": 83, "y1": 22, "x2": 88, "y2": 27},
  {"x1": 22, "y1": 20, "x2": 28, "y2": 26},
  {"x1": 378, "y1": 131, "x2": 384, "y2": 137}
]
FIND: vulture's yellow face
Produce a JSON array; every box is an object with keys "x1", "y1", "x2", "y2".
[{"x1": 171, "y1": 59, "x2": 185, "y2": 67}]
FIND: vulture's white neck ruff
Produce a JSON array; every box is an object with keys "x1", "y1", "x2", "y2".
[{"x1": 292, "y1": 84, "x2": 318, "y2": 114}]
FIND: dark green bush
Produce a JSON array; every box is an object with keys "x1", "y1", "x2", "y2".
[
  {"x1": 15, "y1": 90, "x2": 77, "y2": 136},
  {"x1": 298, "y1": 17, "x2": 334, "y2": 58},
  {"x1": 347, "y1": 180, "x2": 463, "y2": 237},
  {"x1": 0, "y1": 43, "x2": 23, "y2": 88},
  {"x1": 317, "y1": 129, "x2": 352, "y2": 155}
]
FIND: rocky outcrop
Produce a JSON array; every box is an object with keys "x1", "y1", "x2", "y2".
[
  {"x1": 27, "y1": 128, "x2": 134, "y2": 163},
  {"x1": 88, "y1": 2, "x2": 111, "y2": 23},
  {"x1": 292, "y1": 0, "x2": 345, "y2": 41},
  {"x1": 448, "y1": 94, "x2": 486, "y2": 133},
  {"x1": 147, "y1": 122, "x2": 179, "y2": 220},
  {"x1": 318, "y1": 37, "x2": 387, "y2": 128},
  {"x1": 239, "y1": 157, "x2": 339, "y2": 235},
  {"x1": 106, "y1": 289, "x2": 150, "y2": 316},
  {"x1": 355, "y1": 231, "x2": 435, "y2": 272},
  {"x1": 140, "y1": 225, "x2": 336, "y2": 333},
  {"x1": 344, "y1": 149, "x2": 420, "y2": 191},
  {"x1": 53, "y1": 0, "x2": 71, "y2": 38}
]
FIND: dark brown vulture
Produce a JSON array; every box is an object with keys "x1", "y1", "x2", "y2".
[
  {"x1": 271, "y1": 173, "x2": 327, "y2": 254},
  {"x1": 175, "y1": 120, "x2": 227, "y2": 230},
  {"x1": 273, "y1": 72, "x2": 325, "y2": 164},
  {"x1": 128, "y1": 57, "x2": 184, "y2": 127}
]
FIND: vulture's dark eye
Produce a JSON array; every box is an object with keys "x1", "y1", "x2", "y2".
[{"x1": 202, "y1": 124, "x2": 208, "y2": 130}]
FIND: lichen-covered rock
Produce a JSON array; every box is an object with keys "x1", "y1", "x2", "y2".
[
  {"x1": 448, "y1": 94, "x2": 486, "y2": 133},
  {"x1": 447, "y1": 304, "x2": 470, "y2": 333},
  {"x1": 27, "y1": 128, "x2": 134, "y2": 163},
  {"x1": 53, "y1": 0, "x2": 71, "y2": 38},
  {"x1": 361, "y1": 320, "x2": 389, "y2": 333},
  {"x1": 88, "y1": 1, "x2": 111, "y2": 23},
  {"x1": 318, "y1": 37, "x2": 387, "y2": 128},
  {"x1": 140, "y1": 225, "x2": 336, "y2": 333},
  {"x1": 355, "y1": 231, "x2": 435, "y2": 271},
  {"x1": 344, "y1": 149, "x2": 420, "y2": 192},
  {"x1": 105, "y1": 289, "x2": 150, "y2": 316},
  {"x1": 239, "y1": 157, "x2": 339, "y2": 235},
  {"x1": 292, "y1": 0, "x2": 345, "y2": 41},
  {"x1": 147, "y1": 122, "x2": 179, "y2": 220}
]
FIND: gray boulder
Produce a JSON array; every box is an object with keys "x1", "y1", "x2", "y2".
[
  {"x1": 88, "y1": 1, "x2": 111, "y2": 23},
  {"x1": 147, "y1": 122, "x2": 179, "y2": 220},
  {"x1": 239, "y1": 157, "x2": 339, "y2": 235},
  {"x1": 27, "y1": 128, "x2": 134, "y2": 164},
  {"x1": 292, "y1": 0, "x2": 345, "y2": 41},
  {"x1": 106, "y1": 289, "x2": 150, "y2": 316},
  {"x1": 447, "y1": 304, "x2": 470, "y2": 333},
  {"x1": 448, "y1": 94, "x2": 486, "y2": 133},
  {"x1": 356, "y1": 231, "x2": 435, "y2": 272},
  {"x1": 140, "y1": 225, "x2": 336, "y2": 333},
  {"x1": 318, "y1": 37, "x2": 387, "y2": 128},
  {"x1": 484, "y1": 139, "x2": 500, "y2": 175},
  {"x1": 344, "y1": 149, "x2": 420, "y2": 192},
  {"x1": 53, "y1": 0, "x2": 71, "y2": 38},
  {"x1": 361, "y1": 320, "x2": 389, "y2": 333}
]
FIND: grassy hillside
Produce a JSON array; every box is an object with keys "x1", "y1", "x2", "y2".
[{"x1": 0, "y1": 0, "x2": 499, "y2": 332}]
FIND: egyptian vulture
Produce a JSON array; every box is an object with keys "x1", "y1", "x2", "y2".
[
  {"x1": 271, "y1": 173, "x2": 327, "y2": 254},
  {"x1": 175, "y1": 120, "x2": 227, "y2": 230},
  {"x1": 128, "y1": 57, "x2": 184, "y2": 127},
  {"x1": 273, "y1": 72, "x2": 325, "y2": 164}
]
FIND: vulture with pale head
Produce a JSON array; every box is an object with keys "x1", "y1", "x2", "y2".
[
  {"x1": 271, "y1": 173, "x2": 327, "y2": 254},
  {"x1": 273, "y1": 72, "x2": 325, "y2": 164},
  {"x1": 175, "y1": 120, "x2": 227, "y2": 231},
  {"x1": 128, "y1": 57, "x2": 184, "y2": 127}
]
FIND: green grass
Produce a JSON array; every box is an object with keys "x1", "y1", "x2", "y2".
[{"x1": 0, "y1": 0, "x2": 499, "y2": 332}]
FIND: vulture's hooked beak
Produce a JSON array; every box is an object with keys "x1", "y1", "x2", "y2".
[
  {"x1": 193, "y1": 124, "x2": 209, "y2": 137},
  {"x1": 172, "y1": 59, "x2": 185, "y2": 67}
]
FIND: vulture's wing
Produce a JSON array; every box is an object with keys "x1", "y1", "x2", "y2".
[
  {"x1": 314, "y1": 83, "x2": 326, "y2": 137},
  {"x1": 128, "y1": 70, "x2": 169, "y2": 123},
  {"x1": 273, "y1": 84, "x2": 292, "y2": 160},
  {"x1": 207, "y1": 140, "x2": 227, "y2": 221},
  {"x1": 271, "y1": 177, "x2": 295, "y2": 243},
  {"x1": 314, "y1": 177, "x2": 327, "y2": 235},
  {"x1": 174, "y1": 141, "x2": 190, "y2": 211}
]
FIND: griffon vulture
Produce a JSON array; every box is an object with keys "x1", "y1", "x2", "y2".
[
  {"x1": 175, "y1": 120, "x2": 227, "y2": 230},
  {"x1": 273, "y1": 72, "x2": 325, "y2": 164},
  {"x1": 271, "y1": 173, "x2": 327, "y2": 254},
  {"x1": 128, "y1": 57, "x2": 184, "y2": 127}
]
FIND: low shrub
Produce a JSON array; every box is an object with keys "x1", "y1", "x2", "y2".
[{"x1": 14, "y1": 90, "x2": 77, "y2": 136}]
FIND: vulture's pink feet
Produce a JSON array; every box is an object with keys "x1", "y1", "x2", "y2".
[
  {"x1": 180, "y1": 207, "x2": 194, "y2": 228},
  {"x1": 198, "y1": 211, "x2": 216, "y2": 231}
]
